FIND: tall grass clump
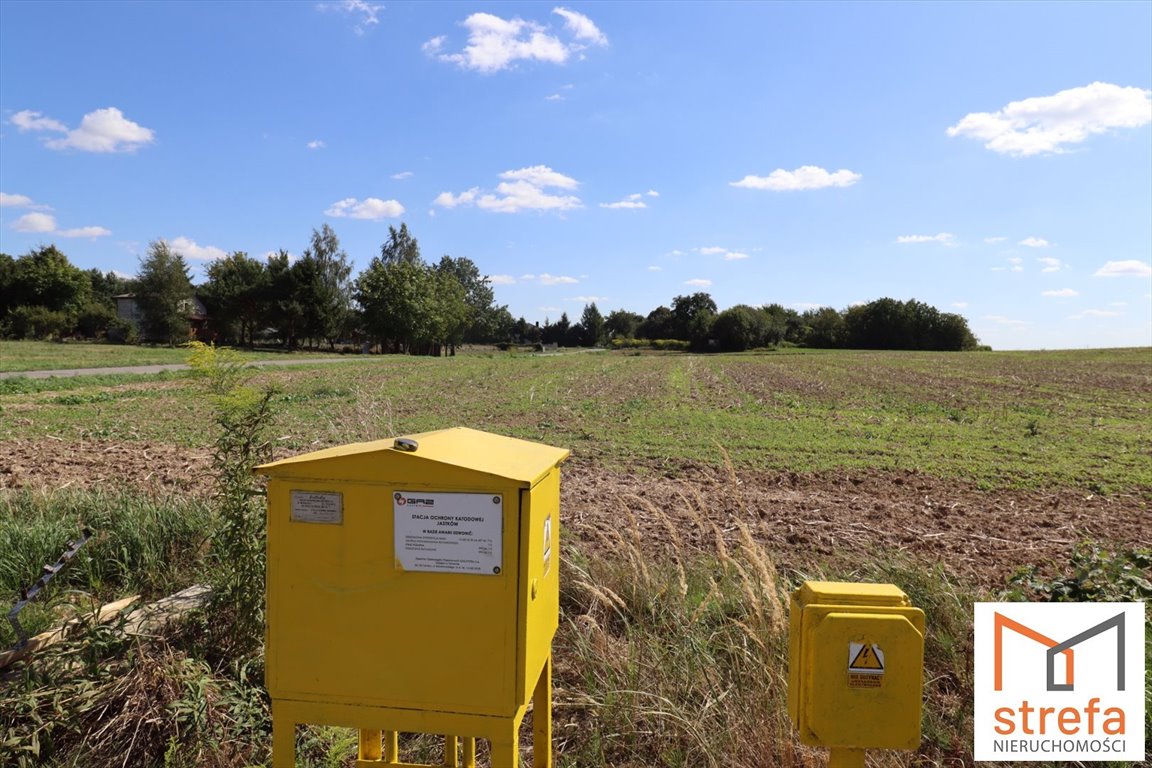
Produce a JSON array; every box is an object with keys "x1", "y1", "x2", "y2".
[
  {"x1": 556, "y1": 499, "x2": 795, "y2": 768},
  {"x1": 0, "y1": 489, "x2": 212, "y2": 647}
]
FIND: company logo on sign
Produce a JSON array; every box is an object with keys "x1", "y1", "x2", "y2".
[
  {"x1": 394, "y1": 492, "x2": 434, "y2": 508},
  {"x1": 973, "y1": 602, "x2": 1145, "y2": 761}
]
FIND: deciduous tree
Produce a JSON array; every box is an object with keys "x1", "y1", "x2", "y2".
[
  {"x1": 605, "y1": 309, "x2": 643, "y2": 340},
  {"x1": 135, "y1": 240, "x2": 193, "y2": 346},
  {"x1": 380, "y1": 223, "x2": 421, "y2": 266},
  {"x1": 296, "y1": 225, "x2": 352, "y2": 349},
  {"x1": 203, "y1": 252, "x2": 267, "y2": 347}
]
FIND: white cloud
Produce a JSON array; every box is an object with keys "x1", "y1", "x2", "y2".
[
  {"x1": 792, "y1": 302, "x2": 824, "y2": 311},
  {"x1": 984, "y1": 315, "x2": 1029, "y2": 326},
  {"x1": 1070, "y1": 309, "x2": 1120, "y2": 320},
  {"x1": 538, "y1": 273, "x2": 578, "y2": 285},
  {"x1": 1, "y1": 192, "x2": 32, "y2": 207},
  {"x1": 10, "y1": 110, "x2": 67, "y2": 133},
  {"x1": 502, "y1": 165, "x2": 578, "y2": 189},
  {"x1": 684, "y1": 278, "x2": 712, "y2": 287},
  {"x1": 646, "y1": 190, "x2": 659, "y2": 197},
  {"x1": 1093, "y1": 260, "x2": 1151, "y2": 278},
  {"x1": 168, "y1": 237, "x2": 227, "y2": 261},
  {"x1": 952, "y1": 301, "x2": 969, "y2": 309},
  {"x1": 552, "y1": 7, "x2": 608, "y2": 46},
  {"x1": 307, "y1": 139, "x2": 326, "y2": 149},
  {"x1": 730, "y1": 165, "x2": 861, "y2": 191},
  {"x1": 428, "y1": 10, "x2": 606, "y2": 74},
  {"x1": 1019, "y1": 237, "x2": 1050, "y2": 248},
  {"x1": 57, "y1": 226, "x2": 112, "y2": 238},
  {"x1": 1037, "y1": 257, "x2": 1064, "y2": 273},
  {"x1": 545, "y1": 93, "x2": 564, "y2": 102},
  {"x1": 647, "y1": 266, "x2": 662, "y2": 272},
  {"x1": 317, "y1": 0, "x2": 384, "y2": 35},
  {"x1": 0, "y1": 192, "x2": 51, "y2": 210},
  {"x1": 696, "y1": 245, "x2": 749, "y2": 260},
  {"x1": 1042, "y1": 289, "x2": 1079, "y2": 298},
  {"x1": 434, "y1": 188, "x2": 480, "y2": 208},
  {"x1": 325, "y1": 197, "x2": 405, "y2": 220},
  {"x1": 480, "y1": 181, "x2": 581, "y2": 213},
  {"x1": 896, "y1": 233, "x2": 956, "y2": 245},
  {"x1": 435, "y1": 166, "x2": 581, "y2": 214},
  {"x1": 488, "y1": 274, "x2": 517, "y2": 285},
  {"x1": 391, "y1": 171, "x2": 414, "y2": 180},
  {"x1": 600, "y1": 193, "x2": 647, "y2": 209},
  {"x1": 429, "y1": 12, "x2": 572, "y2": 73},
  {"x1": 984, "y1": 236, "x2": 1007, "y2": 244},
  {"x1": 567, "y1": 295, "x2": 607, "y2": 303},
  {"x1": 1110, "y1": 301, "x2": 1128, "y2": 308},
  {"x1": 12, "y1": 212, "x2": 56, "y2": 232},
  {"x1": 39, "y1": 107, "x2": 155, "y2": 153},
  {"x1": 994, "y1": 257, "x2": 1025, "y2": 273},
  {"x1": 947, "y1": 82, "x2": 1152, "y2": 157}
]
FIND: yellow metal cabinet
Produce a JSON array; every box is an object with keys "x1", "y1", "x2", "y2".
[
  {"x1": 256, "y1": 427, "x2": 569, "y2": 767},
  {"x1": 788, "y1": 581, "x2": 925, "y2": 768}
]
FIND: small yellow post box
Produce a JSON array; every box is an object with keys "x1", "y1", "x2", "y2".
[
  {"x1": 256, "y1": 427, "x2": 570, "y2": 768},
  {"x1": 788, "y1": 581, "x2": 925, "y2": 768}
]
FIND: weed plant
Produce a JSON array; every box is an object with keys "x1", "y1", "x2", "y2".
[{"x1": 184, "y1": 341, "x2": 276, "y2": 658}]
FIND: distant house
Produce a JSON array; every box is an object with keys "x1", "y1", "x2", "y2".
[
  {"x1": 114, "y1": 293, "x2": 143, "y2": 327},
  {"x1": 114, "y1": 293, "x2": 211, "y2": 342}
]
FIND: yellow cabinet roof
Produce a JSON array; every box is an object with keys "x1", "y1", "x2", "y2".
[{"x1": 255, "y1": 427, "x2": 570, "y2": 486}]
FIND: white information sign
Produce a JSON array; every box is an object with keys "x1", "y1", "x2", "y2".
[
  {"x1": 393, "y1": 492, "x2": 503, "y2": 575},
  {"x1": 290, "y1": 491, "x2": 343, "y2": 524}
]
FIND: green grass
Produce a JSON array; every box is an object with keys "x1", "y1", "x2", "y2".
[
  {"x1": 0, "y1": 489, "x2": 213, "y2": 647},
  {"x1": 0, "y1": 340, "x2": 341, "y2": 373},
  {"x1": 4, "y1": 347, "x2": 1147, "y2": 493}
]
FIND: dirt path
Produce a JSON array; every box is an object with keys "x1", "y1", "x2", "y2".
[{"x1": 0, "y1": 356, "x2": 384, "y2": 380}]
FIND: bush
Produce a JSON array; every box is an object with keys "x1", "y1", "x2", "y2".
[
  {"x1": 106, "y1": 318, "x2": 139, "y2": 344},
  {"x1": 2, "y1": 305, "x2": 73, "y2": 340},
  {"x1": 75, "y1": 302, "x2": 117, "y2": 339},
  {"x1": 609, "y1": 338, "x2": 690, "y2": 351},
  {"x1": 1005, "y1": 543, "x2": 1152, "y2": 602}
]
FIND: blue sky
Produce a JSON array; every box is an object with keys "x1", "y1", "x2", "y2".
[{"x1": 1, "y1": 1, "x2": 1149, "y2": 350}]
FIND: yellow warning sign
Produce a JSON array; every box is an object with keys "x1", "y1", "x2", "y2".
[
  {"x1": 849, "y1": 643, "x2": 884, "y2": 671},
  {"x1": 848, "y1": 641, "x2": 885, "y2": 688}
]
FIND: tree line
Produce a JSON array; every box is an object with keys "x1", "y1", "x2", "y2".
[
  {"x1": 0, "y1": 223, "x2": 982, "y2": 352},
  {"x1": 530, "y1": 293, "x2": 982, "y2": 352}
]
